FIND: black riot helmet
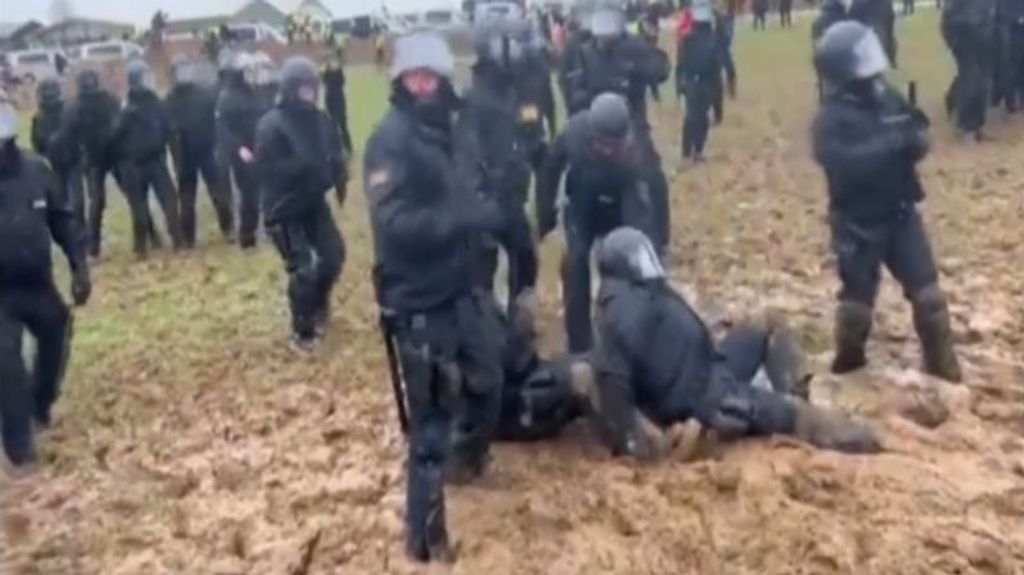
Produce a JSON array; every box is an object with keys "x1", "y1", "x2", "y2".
[
  {"x1": 597, "y1": 227, "x2": 667, "y2": 283},
  {"x1": 279, "y1": 55, "x2": 319, "y2": 107},
  {"x1": 814, "y1": 21, "x2": 889, "y2": 86},
  {"x1": 588, "y1": 92, "x2": 631, "y2": 142},
  {"x1": 37, "y1": 78, "x2": 62, "y2": 107},
  {"x1": 127, "y1": 59, "x2": 155, "y2": 91},
  {"x1": 474, "y1": 18, "x2": 528, "y2": 69},
  {"x1": 77, "y1": 69, "x2": 101, "y2": 95}
]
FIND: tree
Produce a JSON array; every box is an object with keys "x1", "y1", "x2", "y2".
[{"x1": 49, "y1": 0, "x2": 75, "y2": 23}]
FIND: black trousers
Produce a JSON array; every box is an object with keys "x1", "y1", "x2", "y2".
[
  {"x1": 779, "y1": 0, "x2": 793, "y2": 27},
  {"x1": 393, "y1": 293, "x2": 503, "y2": 559},
  {"x1": 120, "y1": 157, "x2": 183, "y2": 257},
  {"x1": 683, "y1": 83, "x2": 713, "y2": 158},
  {"x1": 177, "y1": 149, "x2": 234, "y2": 247},
  {"x1": 327, "y1": 100, "x2": 352, "y2": 152},
  {"x1": 231, "y1": 158, "x2": 260, "y2": 248},
  {"x1": 0, "y1": 280, "x2": 72, "y2": 465},
  {"x1": 946, "y1": 25, "x2": 991, "y2": 134},
  {"x1": 902, "y1": 0, "x2": 915, "y2": 15},
  {"x1": 753, "y1": 9, "x2": 768, "y2": 30},
  {"x1": 85, "y1": 161, "x2": 114, "y2": 257},
  {"x1": 268, "y1": 201, "x2": 345, "y2": 340},
  {"x1": 830, "y1": 209, "x2": 939, "y2": 308},
  {"x1": 481, "y1": 197, "x2": 538, "y2": 305},
  {"x1": 56, "y1": 162, "x2": 87, "y2": 248}
]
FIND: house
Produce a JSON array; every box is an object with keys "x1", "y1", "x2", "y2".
[
  {"x1": 33, "y1": 18, "x2": 135, "y2": 46},
  {"x1": 165, "y1": 0, "x2": 289, "y2": 38},
  {"x1": 0, "y1": 21, "x2": 45, "y2": 51},
  {"x1": 292, "y1": 0, "x2": 333, "y2": 40}
]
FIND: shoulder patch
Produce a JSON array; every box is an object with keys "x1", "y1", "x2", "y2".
[{"x1": 33, "y1": 199, "x2": 48, "y2": 210}]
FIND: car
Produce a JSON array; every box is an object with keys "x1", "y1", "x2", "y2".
[
  {"x1": 227, "y1": 23, "x2": 286, "y2": 45},
  {"x1": 8, "y1": 48, "x2": 67, "y2": 82},
  {"x1": 78, "y1": 41, "x2": 145, "y2": 63}
]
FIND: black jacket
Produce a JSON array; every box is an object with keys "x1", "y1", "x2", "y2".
[
  {"x1": 59, "y1": 90, "x2": 120, "y2": 169},
  {"x1": 164, "y1": 83, "x2": 219, "y2": 161},
  {"x1": 538, "y1": 112, "x2": 654, "y2": 239},
  {"x1": 593, "y1": 278, "x2": 718, "y2": 428},
  {"x1": 0, "y1": 144, "x2": 85, "y2": 285},
  {"x1": 216, "y1": 79, "x2": 264, "y2": 160},
  {"x1": 254, "y1": 104, "x2": 343, "y2": 225},
  {"x1": 812, "y1": 3, "x2": 848, "y2": 42},
  {"x1": 31, "y1": 102, "x2": 79, "y2": 170},
  {"x1": 677, "y1": 24, "x2": 721, "y2": 95},
  {"x1": 322, "y1": 66, "x2": 346, "y2": 112},
  {"x1": 364, "y1": 96, "x2": 488, "y2": 313},
  {"x1": 813, "y1": 84, "x2": 929, "y2": 224},
  {"x1": 849, "y1": 0, "x2": 898, "y2": 64},
  {"x1": 112, "y1": 88, "x2": 171, "y2": 163},
  {"x1": 565, "y1": 35, "x2": 670, "y2": 125}
]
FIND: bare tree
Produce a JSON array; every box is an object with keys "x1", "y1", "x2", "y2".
[{"x1": 49, "y1": 0, "x2": 75, "y2": 23}]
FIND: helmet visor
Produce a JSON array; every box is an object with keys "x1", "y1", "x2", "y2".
[{"x1": 851, "y1": 30, "x2": 889, "y2": 79}]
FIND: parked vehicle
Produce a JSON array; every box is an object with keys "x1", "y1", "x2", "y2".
[
  {"x1": 77, "y1": 41, "x2": 145, "y2": 63},
  {"x1": 8, "y1": 48, "x2": 66, "y2": 82}
]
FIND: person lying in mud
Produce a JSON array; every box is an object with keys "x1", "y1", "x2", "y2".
[{"x1": 568, "y1": 227, "x2": 882, "y2": 460}]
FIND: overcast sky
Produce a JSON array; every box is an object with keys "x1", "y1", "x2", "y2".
[{"x1": 3, "y1": 0, "x2": 462, "y2": 26}]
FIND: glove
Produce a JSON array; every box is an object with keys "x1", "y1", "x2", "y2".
[{"x1": 71, "y1": 268, "x2": 91, "y2": 306}]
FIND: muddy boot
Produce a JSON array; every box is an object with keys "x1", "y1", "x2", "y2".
[
  {"x1": 406, "y1": 460, "x2": 452, "y2": 563},
  {"x1": 792, "y1": 401, "x2": 882, "y2": 454},
  {"x1": 765, "y1": 323, "x2": 813, "y2": 400},
  {"x1": 831, "y1": 302, "x2": 873, "y2": 375},
  {"x1": 912, "y1": 286, "x2": 963, "y2": 383}
]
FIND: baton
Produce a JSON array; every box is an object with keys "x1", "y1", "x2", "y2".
[
  {"x1": 908, "y1": 80, "x2": 917, "y2": 107},
  {"x1": 379, "y1": 311, "x2": 410, "y2": 435}
]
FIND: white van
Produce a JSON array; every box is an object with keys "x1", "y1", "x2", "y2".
[
  {"x1": 8, "y1": 49, "x2": 66, "y2": 82},
  {"x1": 78, "y1": 41, "x2": 145, "y2": 64}
]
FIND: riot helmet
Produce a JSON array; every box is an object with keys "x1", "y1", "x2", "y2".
[{"x1": 597, "y1": 227, "x2": 667, "y2": 283}]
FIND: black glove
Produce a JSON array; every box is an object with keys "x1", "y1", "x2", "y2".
[{"x1": 71, "y1": 267, "x2": 91, "y2": 306}]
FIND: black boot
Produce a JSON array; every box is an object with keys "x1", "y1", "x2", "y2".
[
  {"x1": 831, "y1": 302, "x2": 873, "y2": 374},
  {"x1": 765, "y1": 323, "x2": 813, "y2": 400},
  {"x1": 912, "y1": 286, "x2": 963, "y2": 383},
  {"x1": 406, "y1": 460, "x2": 451, "y2": 563}
]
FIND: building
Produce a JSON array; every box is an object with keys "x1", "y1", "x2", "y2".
[
  {"x1": 165, "y1": 0, "x2": 289, "y2": 38},
  {"x1": 33, "y1": 18, "x2": 135, "y2": 46},
  {"x1": 292, "y1": 0, "x2": 334, "y2": 40},
  {"x1": 0, "y1": 21, "x2": 45, "y2": 51}
]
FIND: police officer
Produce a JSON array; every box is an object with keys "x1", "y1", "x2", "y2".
[
  {"x1": 364, "y1": 32, "x2": 506, "y2": 563},
  {"x1": 849, "y1": 0, "x2": 898, "y2": 67},
  {"x1": 31, "y1": 79, "x2": 85, "y2": 244},
  {"x1": 0, "y1": 94, "x2": 90, "y2": 467},
  {"x1": 813, "y1": 0, "x2": 850, "y2": 43},
  {"x1": 574, "y1": 227, "x2": 880, "y2": 460},
  {"x1": 321, "y1": 50, "x2": 352, "y2": 153},
  {"x1": 813, "y1": 22, "x2": 962, "y2": 382},
  {"x1": 564, "y1": 6, "x2": 673, "y2": 250},
  {"x1": 991, "y1": 0, "x2": 1024, "y2": 113},
  {"x1": 753, "y1": 0, "x2": 770, "y2": 30},
  {"x1": 112, "y1": 59, "x2": 183, "y2": 258},
  {"x1": 461, "y1": 16, "x2": 541, "y2": 303},
  {"x1": 216, "y1": 52, "x2": 265, "y2": 248},
  {"x1": 165, "y1": 56, "x2": 233, "y2": 247},
  {"x1": 677, "y1": 0, "x2": 721, "y2": 162},
  {"x1": 254, "y1": 56, "x2": 346, "y2": 349},
  {"x1": 559, "y1": 8, "x2": 595, "y2": 115},
  {"x1": 59, "y1": 69, "x2": 121, "y2": 257},
  {"x1": 539, "y1": 93, "x2": 656, "y2": 353}
]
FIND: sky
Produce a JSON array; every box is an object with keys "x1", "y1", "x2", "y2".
[{"x1": 3, "y1": 0, "x2": 462, "y2": 26}]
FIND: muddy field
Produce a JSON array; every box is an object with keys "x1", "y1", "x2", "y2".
[{"x1": 3, "y1": 10, "x2": 1024, "y2": 575}]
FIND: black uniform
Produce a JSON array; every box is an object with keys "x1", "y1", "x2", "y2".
[
  {"x1": 677, "y1": 21, "x2": 721, "y2": 160},
  {"x1": 31, "y1": 88, "x2": 85, "y2": 246},
  {"x1": 538, "y1": 111, "x2": 656, "y2": 353},
  {"x1": 813, "y1": 81, "x2": 962, "y2": 381},
  {"x1": 813, "y1": 1, "x2": 849, "y2": 42},
  {"x1": 849, "y1": 0, "x2": 898, "y2": 66},
  {"x1": 165, "y1": 82, "x2": 233, "y2": 246},
  {"x1": 991, "y1": 0, "x2": 1024, "y2": 112},
  {"x1": 321, "y1": 64, "x2": 352, "y2": 152},
  {"x1": 559, "y1": 28, "x2": 593, "y2": 115},
  {"x1": 942, "y1": 0, "x2": 996, "y2": 135},
  {"x1": 0, "y1": 142, "x2": 89, "y2": 466},
  {"x1": 779, "y1": 0, "x2": 794, "y2": 27},
  {"x1": 59, "y1": 77, "x2": 121, "y2": 257},
  {"x1": 365, "y1": 78, "x2": 505, "y2": 562},
  {"x1": 254, "y1": 98, "x2": 346, "y2": 344},
  {"x1": 753, "y1": 0, "x2": 770, "y2": 29},
  {"x1": 112, "y1": 86, "x2": 183, "y2": 258},
  {"x1": 581, "y1": 227, "x2": 879, "y2": 458},
  {"x1": 216, "y1": 74, "x2": 265, "y2": 248},
  {"x1": 715, "y1": 9, "x2": 738, "y2": 103},
  {"x1": 563, "y1": 32, "x2": 672, "y2": 250},
  {"x1": 460, "y1": 60, "x2": 541, "y2": 303}
]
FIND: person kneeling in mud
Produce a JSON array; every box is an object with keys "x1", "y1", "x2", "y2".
[{"x1": 571, "y1": 227, "x2": 882, "y2": 459}]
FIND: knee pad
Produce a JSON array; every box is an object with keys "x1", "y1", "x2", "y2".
[{"x1": 911, "y1": 284, "x2": 947, "y2": 315}]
